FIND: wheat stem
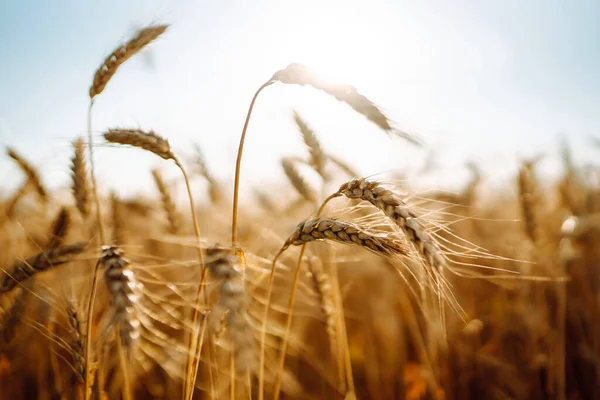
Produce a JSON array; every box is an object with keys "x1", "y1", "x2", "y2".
[{"x1": 231, "y1": 80, "x2": 273, "y2": 246}]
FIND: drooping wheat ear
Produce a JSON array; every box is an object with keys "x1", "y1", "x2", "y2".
[
  {"x1": 305, "y1": 256, "x2": 338, "y2": 376},
  {"x1": 111, "y1": 192, "x2": 123, "y2": 245},
  {"x1": 89, "y1": 24, "x2": 168, "y2": 99},
  {"x1": 65, "y1": 298, "x2": 86, "y2": 383},
  {"x1": 151, "y1": 169, "x2": 181, "y2": 234},
  {"x1": 232, "y1": 63, "x2": 417, "y2": 245},
  {"x1": 0, "y1": 286, "x2": 27, "y2": 349},
  {"x1": 104, "y1": 129, "x2": 177, "y2": 161},
  {"x1": 518, "y1": 160, "x2": 543, "y2": 246},
  {"x1": 331, "y1": 178, "x2": 448, "y2": 354},
  {"x1": 0, "y1": 242, "x2": 87, "y2": 294},
  {"x1": 205, "y1": 248, "x2": 254, "y2": 373},
  {"x1": 334, "y1": 178, "x2": 447, "y2": 277},
  {"x1": 327, "y1": 154, "x2": 359, "y2": 178},
  {"x1": 71, "y1": 138, "x2": 91, "y2": 217},
  {"x1": 100, "y1": 246, "x2": 140, "y2": 349},
  {"x1": 193, "y1": 143, "x2": 223, "y2": 204},
  {"x1": 271, "y1": 63, "x2": 420, "y2": 145},
  {"x1": 293, "y1": 111, "x2": 328, "y2": 180},
  {"x1": 281, "y1": 158, "x2": 317, "y2": 204},
  {"x1": 6, "y1": 147, "x2": 47, "y2": 200},
  {"x1": 280, "y1": 218, "x2": 406, "y2": 256},
  {"x1": 47, "y1": 207, "x2": 70, "y2": 250}
]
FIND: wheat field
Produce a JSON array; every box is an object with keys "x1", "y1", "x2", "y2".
[{"x1": 0, "y1": 23, "x2": 598, "y2": 400}]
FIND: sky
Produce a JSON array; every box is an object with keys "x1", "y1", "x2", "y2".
[{"x1": 0, "y1": 0, "x2": 599, "y2": 201}]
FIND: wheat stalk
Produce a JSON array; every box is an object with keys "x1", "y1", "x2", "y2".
[
  {"x1": 6, "y1": 147, "x2": 47, "y2": 201},
  {"x1": 305, "y1": 256, "x2": 340, "y2": 384},
  {"x1": 71, "y1": 138, "x2": 91, "y2": 218},
  {"x1": 152, "y1": 169, "x2": 181, "y2": 235},
  {"x1": 0, "y1": 243, "x2": 87, "y2": 294}
]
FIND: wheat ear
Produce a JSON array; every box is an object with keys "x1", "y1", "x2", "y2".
[
  {"x1": 152, "y1": 169, "x2": 181, "y2": 235},
  {"x1": 89, "y1": 24, "x2": 168, "y2": 99},
  {"x1": 6, "y1": 147, "x2": 47, "y2": 200},
  {"x1": 71, "y1": 138, "x2": 91, "y2": 218},
  {"x1": 193, "y1": 143, "x2": 223, "y2": 204},
  {"x1": 47, "y1": 207, "x2": 70, "y2": 250},
  {"x1": 65, "y1": 298, "x2": 86, "y2": 384},
  {"x1": 271, "y1": 63, "x2": 420, "y2": 144},
  {"x1": 206, "y1": 248, "x2": 254, "y2": 379},
  {"x1": 335, "y1": 178, "x2": 446, "y2": 281},
  {"x1": 293, "y1": 111, "x2": 328, "y2": 180},
  {"x1": 518, "y1": 160, "x2": 543, "y2": 247},
  {"x1": 0, "y1": 243, "x2": 87, "y2": 294},
  {"x1": 281, "y1": 158, "x2": 317, "y2": 204}
]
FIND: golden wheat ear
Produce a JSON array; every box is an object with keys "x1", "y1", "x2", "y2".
[
  {"x1": 0, "y1": 243, "x2": 87, "y2": 294},
  {"x1": 71, "y1": 138, "x2": 91, "y2": 218},
  {"x1": 292, "y1": 111, "x2": 328, "y2": 180},
  {"x1": 89, "y1": 24, "x2": 168, "y2": 99},
  {"x1": 151, "y1": 169, "x2": 181, "y2": 235},
  {"x1": 271, "y1": 63, "x2": 421, "y2": 145},
  {"x1": 6, "y1": 147, "x2": 48, "y2": 200},
  {"x1": 281, "y1": 217, "x2": 407, "y2": 256},
  {"x1": 281, "y1": 157, "x2": 318, "y2": 204}
]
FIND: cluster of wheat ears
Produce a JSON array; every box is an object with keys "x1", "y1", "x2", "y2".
[{"x1": 1, "y1": 23, "x2": 599, "y2": 400}]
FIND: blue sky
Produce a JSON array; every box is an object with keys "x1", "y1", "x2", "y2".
[{"x1": 1, "y1": 0, "x2": 599, "y2": 199}]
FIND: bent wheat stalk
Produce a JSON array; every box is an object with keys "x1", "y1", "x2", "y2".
[{"x1": 232, "y1": 63, "x2": 418, "y2": 246}]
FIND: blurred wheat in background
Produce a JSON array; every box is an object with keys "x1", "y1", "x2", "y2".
[{"x1": 1, "y1": 11, "x2": 600, "y2": 400}]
